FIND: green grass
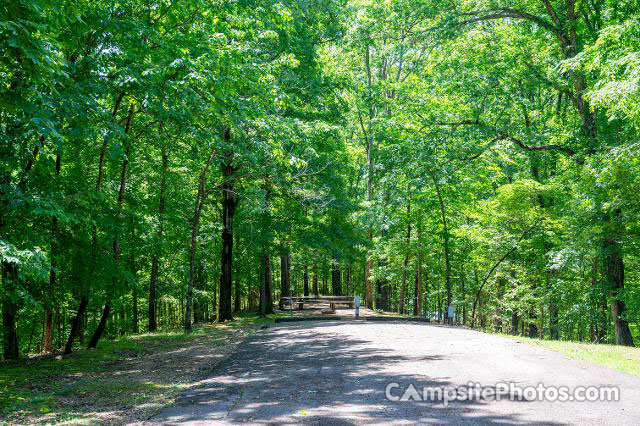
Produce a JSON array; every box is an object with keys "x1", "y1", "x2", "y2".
[
  {"x1": 502, "y1": 335, "x2": 640, "y2": 377},
  {"x1": 0, "y1": 313, "x2": 273, "y2": 424}
]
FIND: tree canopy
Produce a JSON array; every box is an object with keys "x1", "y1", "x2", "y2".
[{"x1": 2, "y1": 0, "x2": 639, "y2": 360}]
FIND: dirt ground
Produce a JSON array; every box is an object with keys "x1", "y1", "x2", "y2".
[{"x1": 3, "y1": 321, "x2": 263, "y2": 425}]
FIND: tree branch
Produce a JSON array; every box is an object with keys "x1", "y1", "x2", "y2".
[
  {"x1": 500, "y1": 133, "x2": 576, "y2": 156},
  {"x1": 459, "y1": 8, "x2": 570, "y2": 47}
]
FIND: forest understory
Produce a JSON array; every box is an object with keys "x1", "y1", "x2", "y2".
[{"x1": 0, "y1": 316, "x2": 268, "y2": 424}]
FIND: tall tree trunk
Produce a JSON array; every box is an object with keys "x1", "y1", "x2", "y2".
[
  {"x1": 331, "y1": 258, "x2": 341, "y2": 296},
  {"x1": 185, "y1": 210, "x2": 200, "y2": 331},
  {"x1": 433, "y1": 175, "x2": 452, "y2": 324},
  {"x1": 279, "y1": 254, "x2": 291, "y2": 308},
  {"x1": 365, "y1": 236, "x2": 373, "y2": 307},
  {"x1": 65, "y1": 296, "x2": 88, "y2": 354},
  {"x1": 436, "y1": 276, "x2": 442, "y2": 323},
  {"x1": 260, "y1": 257, "x2": 267, "y2": 316},
  {"x1": 471, "y1": 268, "x2": 480, "y2": 328},
  {"x1": 266, "y1": 256, "x2": 273, "y2": 311},
  {"x1": 603, "y1": 210, "x2": 634, "y2": 346},
  {"x1": 67, "y1": 95, "x2": 125, "y2": 352},
  {"x1": 218, "y1": 133, "x2": 238, "y2": 323},
  {"x1": 261, "y1": 255, "x2": 273, "y2": 314},
  {"x1": 149, "y1": 143, "x2": 168, "y2": 332},
  {"x1": 548, "y1": 272, "x2": 559, "y2": 340},
  {"x1": 88, "y1": 104, "x2": 135, "y2": 349},
  {"x1": 494, "y1": 277, "x2": 506, "y2": 332},
  {"x1": 460, "y1": 260, "x2": 466, "y2": 325},
  {"x1": 415, "y1": 224, "x2": 423, "y2": 317},
  {"x1": 234, "y1": 235, "x2": 241, "y2": 314},
  {"x1": 303, "y1": 265, "x2": 309, "y2": 296},
  {"x1": 363, "y1": 43, "x2": 375, "y2": 309},
  {"x1": 258, "y1": 177, "x2": 273, "y2": 316},
  {"x1": 511, "y1": 311, "x2": 519, "y2": 336},
  {"x1": 44, "y1": 149, "x2": 62, "y2": 352},
  {"x1": 312, "y1": 264, "x2": 319, "y2": 297},
  {"x1": 424, "y1": 268, "x2": 430, "y2": 319},
  {"x1": 413, "y1": 268, "x2": 419, "y2": 316},
  {"x1": 529, "y1": 302, "x2": 539, "y2": 338},
  {"x1": 185, "y1": 144, "x2": 217, "y2": 331},
  {"x1": 322, "y1": 262, "x2": 328, "y2": 295},
  {"x1": 510, "y1": 270, "x2": 519, "y2": 335},
  {"x1": 399, "y1": 194, "x2": 411, "y2": 314},
  {"x1": 130, "y1": 216, "x2": 138, "y2": 333}
]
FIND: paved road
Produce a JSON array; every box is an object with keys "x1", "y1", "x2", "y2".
[{"x1": 152, "y1": 321, "x2": 640, "y2": 425}]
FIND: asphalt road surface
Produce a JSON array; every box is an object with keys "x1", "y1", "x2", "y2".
[{"x1": 152, "y1": 321, "x2": 640, "y2": 425}]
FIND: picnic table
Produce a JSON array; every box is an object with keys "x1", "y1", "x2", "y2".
[{"x1": 279, "y1": 295, "x2": 355, "y2": 311}]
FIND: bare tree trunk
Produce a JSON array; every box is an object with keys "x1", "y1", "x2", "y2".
[
  {"x1": 322, "y1": 261, "x2": 328, "y2": 295},
  {"x1": 218, "y1": 131, "x2": 238, "y2": 323},
  {"x1": 604, "y1": 210, "x2": 634, "y2": 346},
  {"x1": 436, "y1": 277, "x2": 442, "y2": 323},
  {"x1": 433, "y1": 175, "x2": 452, "y2": 324},
  {"x1": 234, "y1": 234, "x2": 241, "y2": 314},
  {"x1": 88, "y1": 104, "x2": 135, "y2": 349},
  {"x1": 130, "y1": 216, "x2": 139, "y2": 333},
  {"x1": 185, "y1": 144, "x2": 217, "y2": 331},
  {"x1": 64, "y1": 296, "x2": 88, "y2": 354},
  {"x1": 67, "y1": 96, "x2": 124, "y2": 352},
  {"x1": 312, "y1": 264, "x2": 319, "y2": 297},
  {"x1": 303, "y1": 265, "x2": 309, "y2": 296},
  {"x1": 494, "y1": 277, "x2": 506, "y2": 332},
  {"x1": 424, "y1": 268, "x2": 429, "y2": 318},
  {"x1": 265, "y1": 256, "x2": 273, "y2": 313},
  {"x1": 44, "y1": 150, "x2": 62, "y2": 352},
  {"x1": 260, "y1": 257, "x2": 267, "y2": 316},
  {"x1": 548, "y1": 271, "x2": 559, "y2": 340},
  {"x1": 529, "y1": 298, "x2": 539, "y2": 338},
  {"x1": 460, "y1": 260, "x2": 466, "y2": 325},
  {"x1": 363, "y1": 43, "x2": 375, "y2": 309},
  {"x1": 414, "y1": 222, "x2": 423, "y2": 316},
  {"x1": 399, "y1": 193, "x2": 411, "y2": 314},
  {"x1": 185, "y1": 210, "x2": 200, "y2": 331},
  {"x1": 331, "y1": 257, "x2": 342, "y2": 296},
  {"x1": 279, "y1": 254, "x2": 291, "y2": 308},
  {"x1": 149, "y1": 143, "x2": 168, "y2": 332},
  {"x1": 259, "y1": 255, "x2": 274, "y2": 316}
]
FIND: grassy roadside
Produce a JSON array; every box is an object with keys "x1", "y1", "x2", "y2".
[
  {"x1": 501, "y1": 334, "x2": 640, "y2": 377},
  {"x1": 0, "y1": 314, "x2": 274, "y2": 425}
]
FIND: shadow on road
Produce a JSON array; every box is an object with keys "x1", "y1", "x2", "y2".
[{"x1": 153, "y1": 321, "x2": 555, "y2": 425}]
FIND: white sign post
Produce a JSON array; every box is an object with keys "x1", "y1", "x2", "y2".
[
  {"x1": 447, "y1": 304, "x2": 455, "y2": 325},
  {"x1": 354, "y1": 296, "x2": 360, "y2": 319}
]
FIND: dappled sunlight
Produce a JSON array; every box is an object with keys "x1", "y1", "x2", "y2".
[{"x1": 153, "y1": 321, "x2": 568, "y2": 425}]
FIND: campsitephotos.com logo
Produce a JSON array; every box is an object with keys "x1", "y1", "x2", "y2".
[{"x1": 385, "y1": 382, "x2": 620, "y2": 406}]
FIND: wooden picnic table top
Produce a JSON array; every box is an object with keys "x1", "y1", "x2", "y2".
[{"x1": 279, "y1": 296, "x2": 355, "y2": 301}]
